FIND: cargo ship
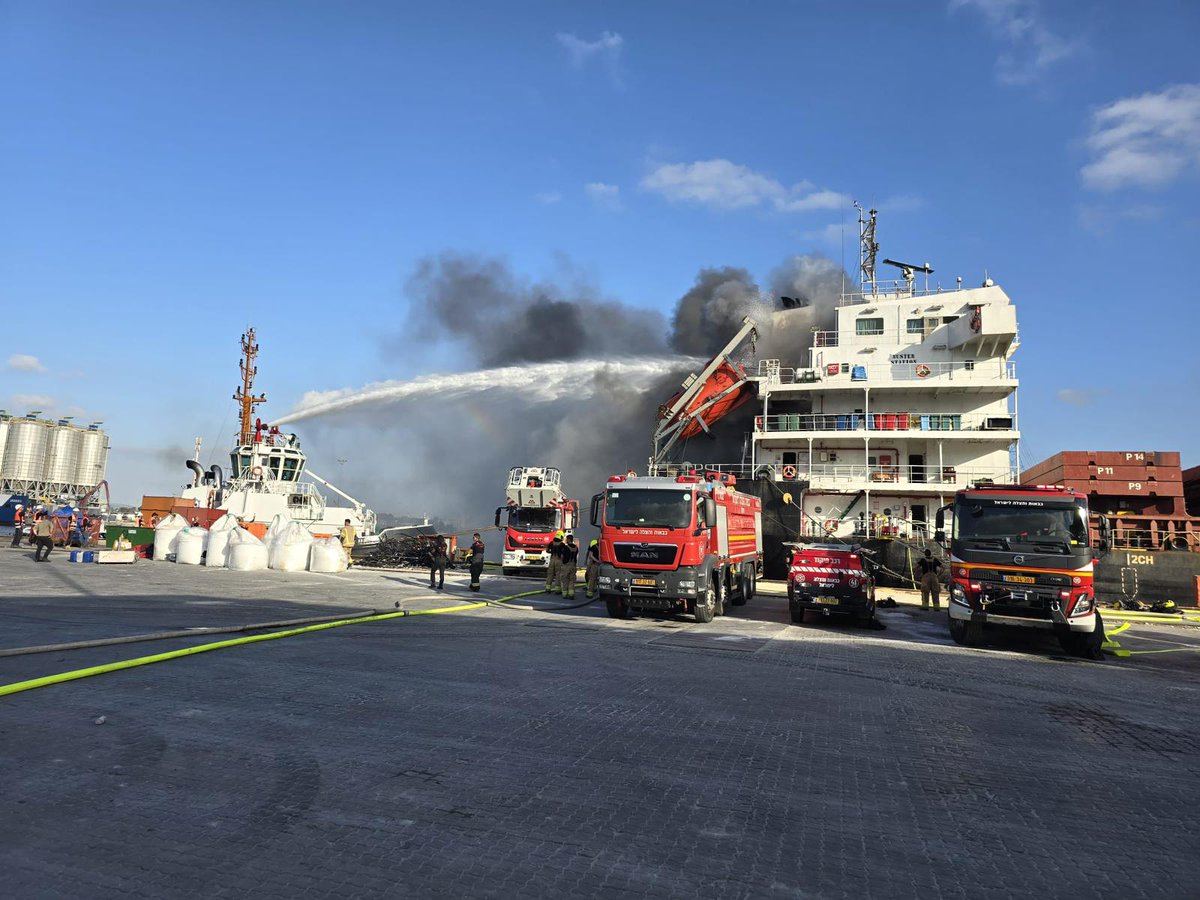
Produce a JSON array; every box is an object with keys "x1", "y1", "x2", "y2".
[
  {"x1": 169, "y1": 328, "x2": 376, "y2": 539},
  {"x1": 652, "y1": 208, "x2": 1021, "y2": 580}
]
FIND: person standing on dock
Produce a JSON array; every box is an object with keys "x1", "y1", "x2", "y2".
[
  {"x1": 585, "y1": 539, "x2": 601, "y2": 599},
  {"x1": 339, "y1": 519, "x2": 356, "y2": 569},
  {"x1": 468, "y1": 533, "x2": 486, "y2": 592},
  {"x1": 32, "y1": 512, "x2": 53, "y2": 562},
  {"x1": 558, "y1": 534, "x2": 579, "y2": 599},
  {"x1": 544, "y1": 531, "x2": 564, "y2": 593},
  {"x1": 429, "y1": 535, "x2": 449, "y2": 590},
  {"x1": 917, "y1": 549, "x2": 943, "y2": 610},
  {"x1": 11, "y1": 504, "x2": 24, "y2": 548}
]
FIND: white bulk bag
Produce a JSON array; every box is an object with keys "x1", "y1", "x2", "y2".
[
  {"x1": 152, "y1": 513, "x2": 190, "y2": 560},
  {"x1": 269, "y1": 521, "x2": 313, "y2": 572},
  {"x1": 308, "y1": 536, "x2": 348, "y2": 573},
  {"x1": 227, "y1": 527, "x2": 269, "y2": 571},
  {"x1": 204, "y1": 515, "x2": 239, "y2": 567},
  {"x1": 175, "y1": 526, "x2": 208, "y2": 565},
  {"x1": 264, "y1": 513, "x2": 291, "y2": 549}
]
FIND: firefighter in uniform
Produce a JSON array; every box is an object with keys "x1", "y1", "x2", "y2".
[
  {"x1": 558, "y1": 533, "x2": 579, "y2": 599},
  {"x1": 544, "y1": 531, "x2": 565, "y2": 593},
  {"x1": 468, "y1": 533, "x2": 486, "y2": 591},
  {"x1": 585, "y1": 538, "x2": 601, "y2": 598},
  {"x1": 339, "y1": 519, "x2": 356, "y2": 569},
  {"x1": 917, "y1": 549, "x2": 943, "y2": 610},
  {"x1": 429, "y1": 535, "x2": 449, "y2": 590}
]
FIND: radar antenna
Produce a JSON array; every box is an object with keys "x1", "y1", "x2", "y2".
[{"x1": 882, "y1": 258, "x2": 934, "y2": 295}]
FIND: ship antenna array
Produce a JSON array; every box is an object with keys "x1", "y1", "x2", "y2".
[
  {"x1": 233, "y1": 327, "x2": 267, "y2": 444},
  {"x1": 855, "y1": 202, "x2": 879, "y2": 295}
]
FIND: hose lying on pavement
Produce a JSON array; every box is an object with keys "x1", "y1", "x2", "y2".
[{"x1": 0, "y1": 588, "x2": 549, "y2": 699}]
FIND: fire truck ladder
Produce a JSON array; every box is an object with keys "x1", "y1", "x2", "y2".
[{"x1": 651, "y1": 316, "x2": 758, "y2": 471}]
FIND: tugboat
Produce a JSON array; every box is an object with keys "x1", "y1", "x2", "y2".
[{"x1": 177, "y1": 328, "x2": 376, "y2": 538}]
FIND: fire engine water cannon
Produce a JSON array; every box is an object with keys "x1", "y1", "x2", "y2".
[
  {"x1": 651, "y1": 316, "x2": 758, "y2": 471},
  {"x1": 591, "y1": 470, "x2": 763, "y2": 624},
  {"x1": 494, "y1": 466, "x2": 580, "y2": 576}
]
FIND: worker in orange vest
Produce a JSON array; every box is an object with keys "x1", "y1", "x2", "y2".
[{"x1": 10, "y1": 504, "x2": 24, "y2": 548}]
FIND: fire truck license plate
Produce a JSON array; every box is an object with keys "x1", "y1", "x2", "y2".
[
  {"x1": 1002, "y1": 575, "x2": 1036, "y2": 584},
  {"x1": 633, "y1": 578, "x2": 656, "y2": 587},
  {"x1": 815, "y1": 596, "x2": 840, "y2": 605}
]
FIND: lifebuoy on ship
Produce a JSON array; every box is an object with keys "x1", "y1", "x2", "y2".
[
  {"x1": 915, "y1": 364, "x2": 931, "y2": 378},
  {"x1": 251, "y1": 465, "x2": 263, "y2": 477},
  {"x1": 824, "y1": 518, "x2": 839, "y2": 532},
  {"x1": 782, "y1": 465, "x2": 798, "y2": 480}
]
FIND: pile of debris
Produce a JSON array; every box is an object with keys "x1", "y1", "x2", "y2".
[{"x1": 357, "y1": 532, "x2": 456, "y2": 570}]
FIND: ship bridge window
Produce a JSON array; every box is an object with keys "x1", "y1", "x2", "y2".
[
  {"x1": 856, "y1": 318, "x2": 884, "y2": 336},
  {"x1": 906, "y1": 318, "x2": 924, "y2": 335},
  {"x1": 268, "y1": 456, "x2": 281, "y2": 478},
  {"x1": 282, "y1": 457, "x2": 300, "y2": 481}
]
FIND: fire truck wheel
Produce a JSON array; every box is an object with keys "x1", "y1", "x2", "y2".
[
  {"x1": 949, "y1": 618, "x2": 983, "y2": 647},
  {"x1": 731, "y1": 568, "x2": 750, "y2": 606},
  {"x1": 695, "y1": 581, "x2": 717, "y2": 623},
  {"x1": 606, "y1": 597, "x2": 630, "y2": 619},
  {"x1": 789, "y1": 604, "x2": 805, "y2": 625}
]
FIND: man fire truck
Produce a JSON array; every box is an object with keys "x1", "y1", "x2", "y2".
[
  {"x1": 494, "y1": 466, "x2": 579, "y2": 577},
  {"x1": 935, "y1": 483, "x2": 1110, "y2": 658},
  {"x1": 591, "y1": 471, "x2": 763, "y2": 623}
]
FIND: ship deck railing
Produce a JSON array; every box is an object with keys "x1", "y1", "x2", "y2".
[
  {"x1": 1093, "y1": 516, "x2": 1200, "y2": 553},
  {"x1": 784, "y1": 464, "x2": 1013, "y2": 487},
  {"x1": 837, "y1": 283, "x2": 964, "y2": 306},
  {"x1": 756, "y1": 358, "x2": 1017, "y2": 386},
  {"x1": 755, "y1": 411, "x2": 1016, "y2": 435}
]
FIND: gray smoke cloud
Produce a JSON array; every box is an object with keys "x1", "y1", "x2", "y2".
[
  {"x1": 290, "y1": 251, "x2": 851, "y2": 533},
  {"x1": 406, "y1": 254, "x2": 669, "y2": 365}
]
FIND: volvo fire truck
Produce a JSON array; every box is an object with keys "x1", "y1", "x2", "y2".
[
  {"x1": 935, "y1": 483, "x2": 1110, "y2": 657},
  {"x1": 494, "y1": 466, "x2": 579, "y2": 576},
  {"x1": 591, "y1": 471, "x2": 763, "y2": 623}
]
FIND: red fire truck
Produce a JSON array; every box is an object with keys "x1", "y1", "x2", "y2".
[
  {"x1": 936, "y1": 483, "x2": 1110, "y2": 658},
  {"x1": 591, "y1": 471, "x2": 763, "y2": 622},
  {"x1": 495, "y1": 466, "x2": 579, "y2": 576}
]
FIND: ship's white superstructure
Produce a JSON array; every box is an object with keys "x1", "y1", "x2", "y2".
[{"x1": 748, "y1": 211, "x2": 1020, "y2": 540}]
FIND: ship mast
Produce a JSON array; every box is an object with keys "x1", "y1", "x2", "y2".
[{"x1": 233, "y1": 327, "x2": 266, "y2": 445}]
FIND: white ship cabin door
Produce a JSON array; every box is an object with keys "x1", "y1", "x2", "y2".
[
  {"x1": 781, "y1": 450, "x2": 810, "y2": 472},
  {"x1": 911, "y1": 504, "x2": 927, "y2": 537},
  {"x1": 909, "y1": 454, "x2": 925, "y2": 483}
]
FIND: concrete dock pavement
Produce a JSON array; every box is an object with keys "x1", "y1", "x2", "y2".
[{"x1": 1, "y1": 559, "x2": 1198, "y2": 898}]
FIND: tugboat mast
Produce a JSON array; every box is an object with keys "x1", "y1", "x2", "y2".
[{"x1": 233, "y1": 327, "x2": 267, "y2": 444}]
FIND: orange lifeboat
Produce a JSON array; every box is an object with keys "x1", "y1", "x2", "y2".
[{"x1": 659, "y1": 359, "x2": 753, "y2": 440}]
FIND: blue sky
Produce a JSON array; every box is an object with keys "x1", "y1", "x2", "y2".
[{"x1": 2, "y1": 0, "x2": 1198, "y2": 505}]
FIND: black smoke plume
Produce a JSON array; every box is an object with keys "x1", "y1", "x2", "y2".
[{"x1": 293, "y1": 251, "x2": 849, "y2": 535}]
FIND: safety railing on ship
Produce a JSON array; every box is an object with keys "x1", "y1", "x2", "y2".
[
  {"x1": 755, "y1": 411, "x2": 1016, "y2": 434},
  {"x1": 755, "y1": 358, "x2": 1016, "y2": 385}
]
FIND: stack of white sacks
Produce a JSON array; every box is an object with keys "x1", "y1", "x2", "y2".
[{"x1": 153, "y1": 511, "x2": 346, "y2": 572}]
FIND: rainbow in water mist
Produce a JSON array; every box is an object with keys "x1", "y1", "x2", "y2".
[{"x1": 273, "y1": 357, "x2": 701, "y2": 426}]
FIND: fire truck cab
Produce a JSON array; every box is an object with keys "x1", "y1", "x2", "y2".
[
  {"x1": 936, "y1": 483, "x2": 1110, "y2": 658},
  {"x1": 591, "y1": 471, "x2": 762, "y2": 623},
  {"x1": 495, "y1": 466, "x2": 579, "y2": 576}
]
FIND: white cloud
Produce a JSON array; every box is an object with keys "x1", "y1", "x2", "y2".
[
  {"x1": 6, "y1": 354, "x2": 46, "y2": 373},
  {"x1": 534, "y1": 191, "x2": 562, "y2": 205},
  {"x1": 556, "y1": 31, "x2": 623, "y2": 79},
  {"x1": 1056, "y1": 387, "x2": 1108, "y2": 407},
  {"x1": 950, "y1": 0, "x2": 1080, "y2": 86},
  {"x1": 1076, "y1": 203, "x2": 1164, "y2": 236},
  {"x1": 640, "y1": 159, "x2": 848, "y2": 214},
  {"x1": 9, "y1": 393, "x2": 55, "y2": 411},
  {"x1": 1081, "y1": 84, "x2": 1200, "y2": 191},
  {"x1": 878, "y1": 193, "x2": 926, "y2": 213},
  {"x1": 584, "y1": 181, "x2": 622, "y2": 211}
]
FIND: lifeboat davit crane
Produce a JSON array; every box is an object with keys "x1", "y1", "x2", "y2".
[{"x1": 651, "y1": 316, "x2": 758, "y2": 470}]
